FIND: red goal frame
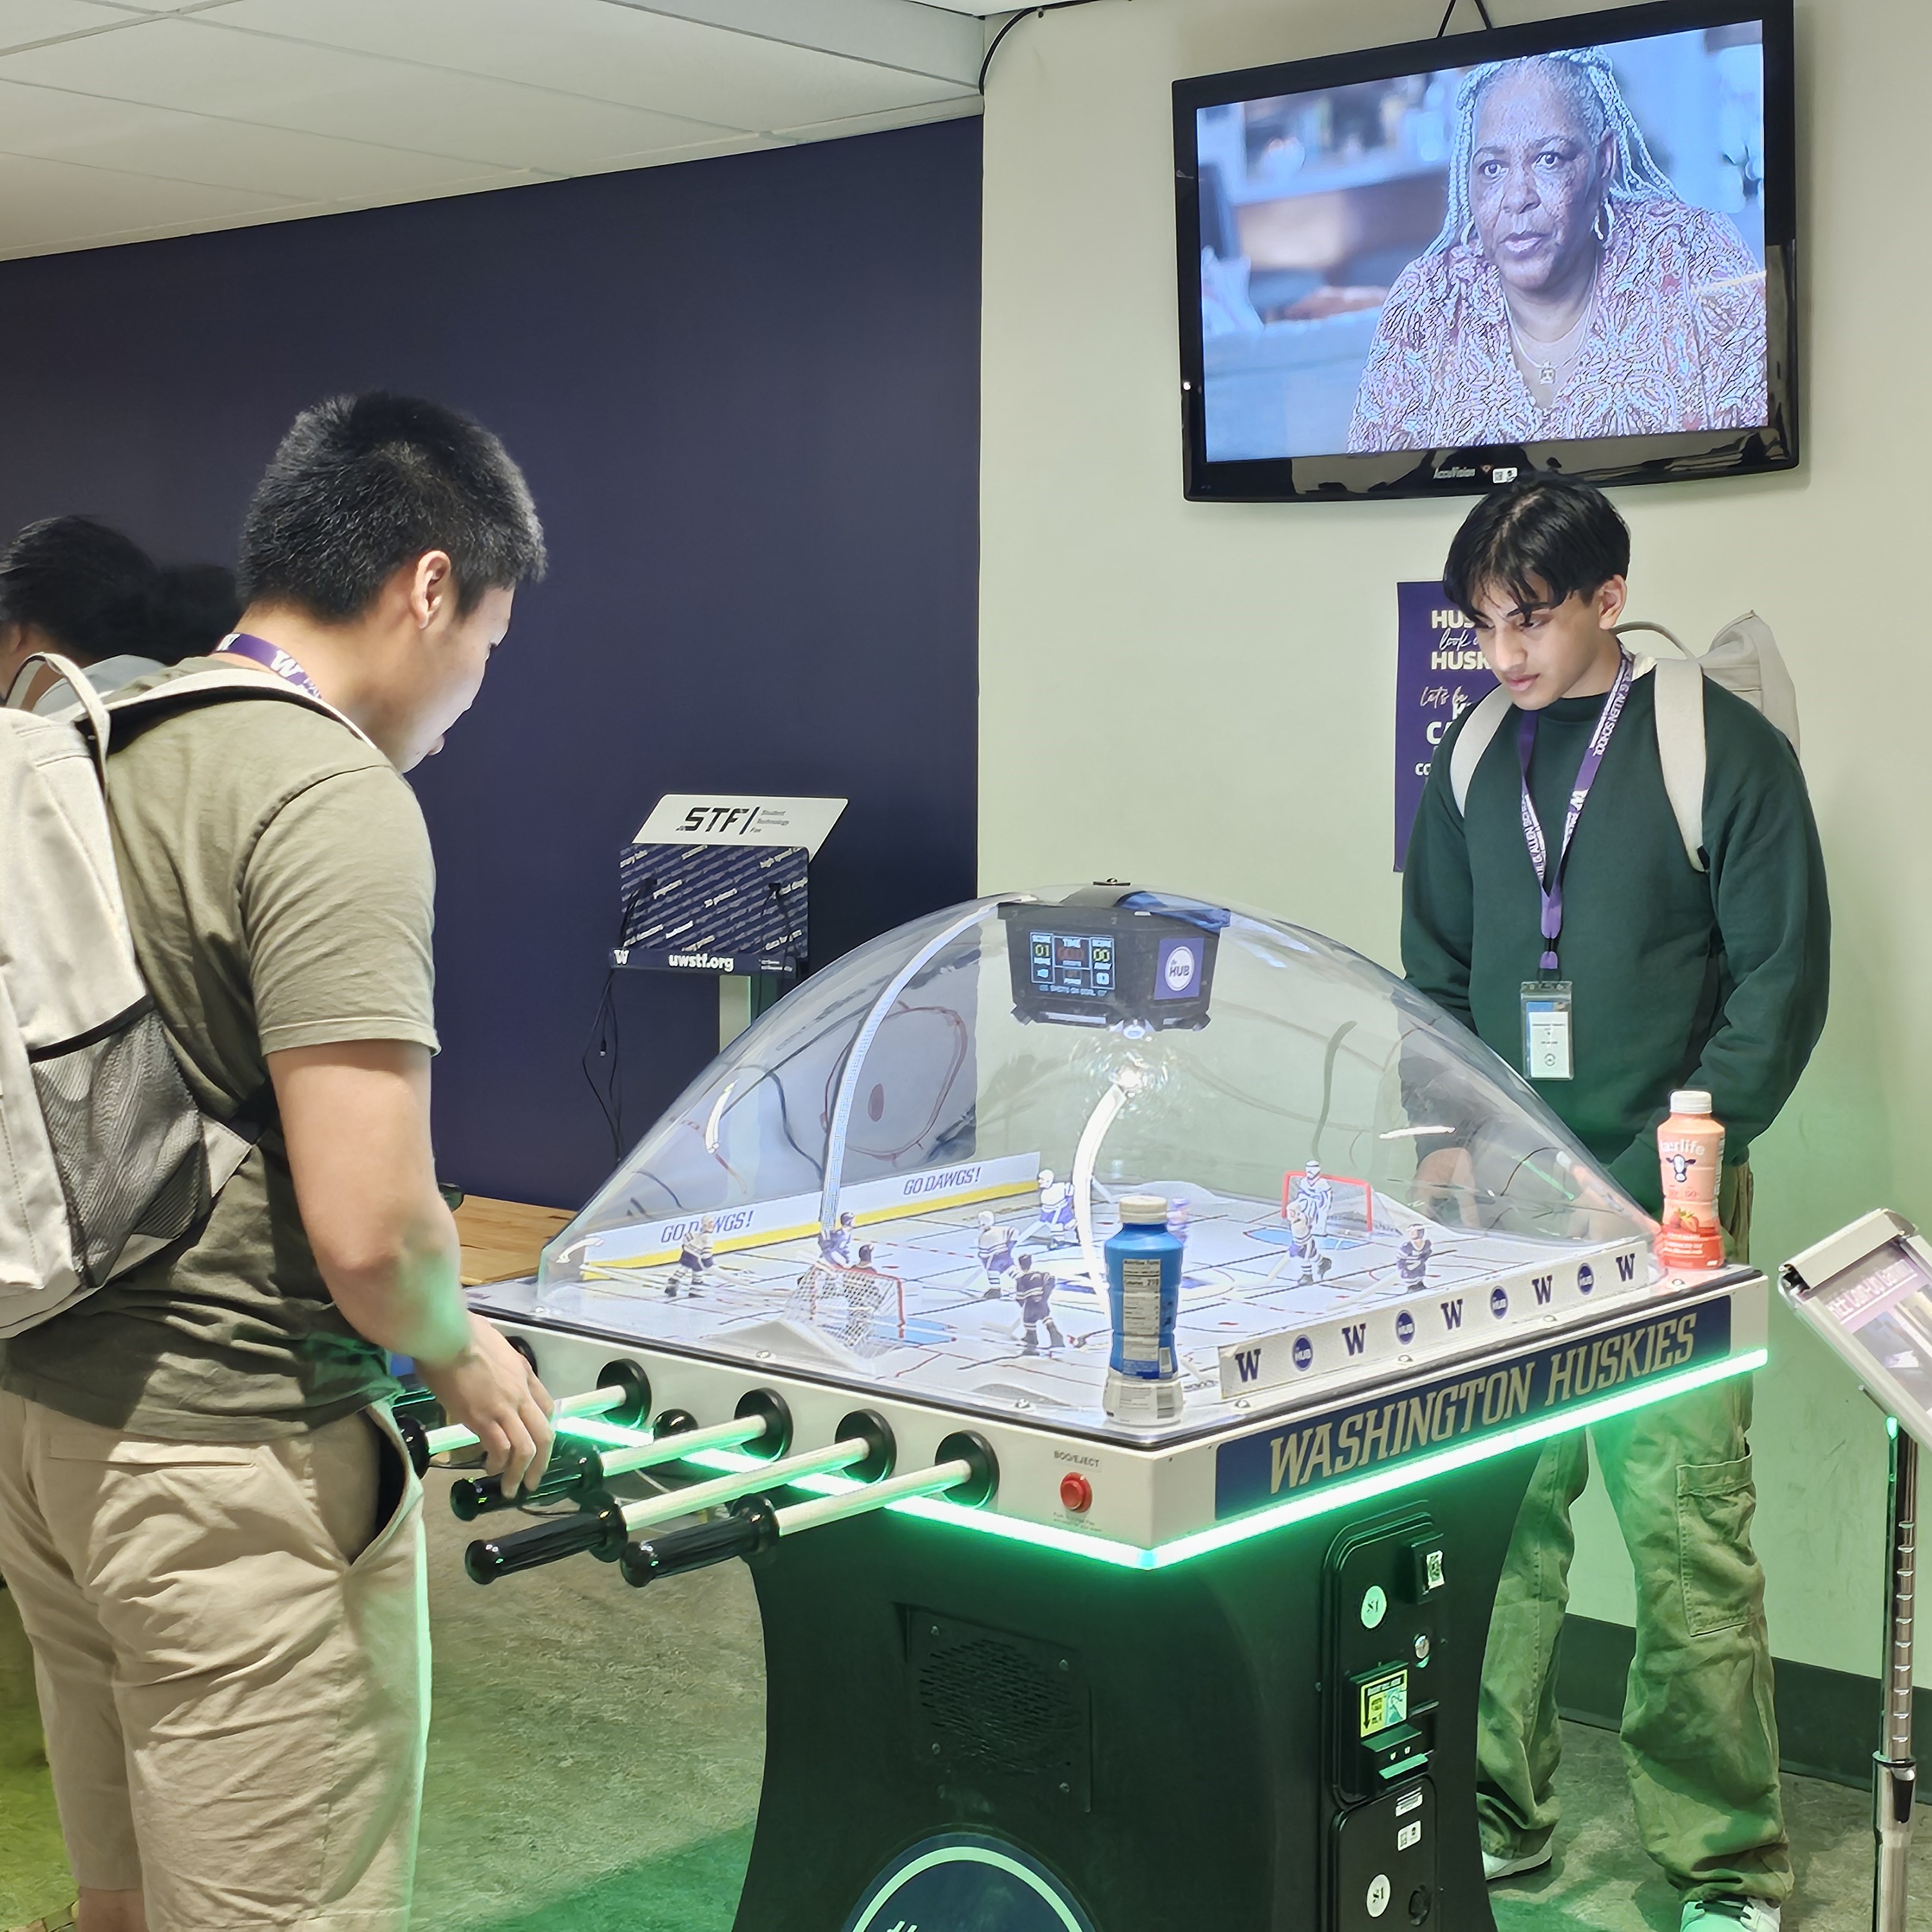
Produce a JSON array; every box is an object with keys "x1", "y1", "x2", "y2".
[{"x1": 1280, "y1": 1171, "x2": 1374, "y2": 1235}]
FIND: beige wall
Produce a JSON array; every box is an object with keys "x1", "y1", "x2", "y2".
[{"x1": 978, "y1": 0, "x2": 1932, "y2": 1674}]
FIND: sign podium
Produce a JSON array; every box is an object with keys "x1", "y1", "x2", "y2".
[
  {"x1": 614, "y1": 793, "x2": 848, "y2": 981},
  {"x1": 1780, "y1": 1209, "x2": 1932, "y2": 1932}
]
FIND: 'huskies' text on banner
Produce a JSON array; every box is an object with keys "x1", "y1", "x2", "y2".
[{"x1": 1395, "y1": 582, "x2": 1497, "y2": 871}]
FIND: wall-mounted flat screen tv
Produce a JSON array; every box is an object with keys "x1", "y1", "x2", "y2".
[{"x1": 1174, "y1": 0, "x2": 1795, "y2": 501}]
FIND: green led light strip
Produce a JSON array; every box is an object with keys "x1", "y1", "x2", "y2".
[{"x1": 554, "y1": 1345, "x2": 1766, "y2": 1572}]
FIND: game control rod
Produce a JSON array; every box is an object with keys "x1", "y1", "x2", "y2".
[
  {"x1": 464, "y1": 1408, "x2": 894, "y2": 1585},
  {"x1": 611, "y1": 1411, "x2": 893, "y2": 1541},
  {"x1": 397, "y1": 1358, "x2": 650, "y2": 1473},
  {"x1": 621, "y1": 1430, "x2": 997, "y2": 1590},
  {"x1": 421, "y1": 1383, "x2": 627, "y2": 1457},
  {"x1": 448, "y1": 1394, "x2": 786, "y2": 1520}
]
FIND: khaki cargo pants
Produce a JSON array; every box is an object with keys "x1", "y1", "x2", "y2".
[
  {"x1": 0, "y1": 1391, "x2": 427, "y2": 1931},
  {"x1": 1476, "y1": 1164, "x2": 1790, "y2": 1902}
]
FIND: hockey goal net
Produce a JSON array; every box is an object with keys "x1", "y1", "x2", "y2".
[
  {"x1": 1280, "y1": 1170, "x2": 1374, "y2": 1235},
  {"x1": 788, "y1": 1260, "x2": 907, "y2": 1353}
]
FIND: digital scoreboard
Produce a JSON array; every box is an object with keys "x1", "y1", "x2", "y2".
[{"x1": 1001, "y1": 889, "x2": 1222, "y2": 1030}]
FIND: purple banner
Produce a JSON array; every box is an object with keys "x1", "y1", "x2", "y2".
[{"x1": 1394, "y1": 582, "x2": 1497, "y2": 871}]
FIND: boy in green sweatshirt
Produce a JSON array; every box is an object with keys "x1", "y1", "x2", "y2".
[{"x1": 1402, "y1": 478, "x2": 1828, "y2": 1932}]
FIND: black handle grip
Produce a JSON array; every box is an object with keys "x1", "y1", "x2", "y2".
[
  {"x1": 621, "y1": 1498, "x2": 781, "y2": 1589},
  {"x1": 395, "y1": 1410, "x2": 432, "y2": 1478},
  {"x1": 465, "y1": 1501, "x2": 626, "y2": 1584},
  {"x1": 449, "y1": 1444, "x2": 605, "y2": 1520},
  {"x1": 391, "y1": 1385, "x2": 443, "y2": 1423}
]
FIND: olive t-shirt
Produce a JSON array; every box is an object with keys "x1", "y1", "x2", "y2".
[{"x1": 0, "y1": 659, "x2": 439, "y2": 1440}]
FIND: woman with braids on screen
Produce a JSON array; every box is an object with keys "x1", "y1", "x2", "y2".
[{"x1": 1347, "y1": 48, "x2": 1766, "y2": 451}]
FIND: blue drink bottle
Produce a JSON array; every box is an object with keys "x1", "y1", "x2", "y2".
[{"x1": 1103, "y1": 1194, "x2": 1185, "y2": 1424}]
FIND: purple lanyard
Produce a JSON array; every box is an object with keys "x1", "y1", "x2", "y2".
[
  {"x1": 1518, "y1": 649, "x2": 1634, "y2": 975},
  {"x1": 214, "y1": 632, "x2": 323, "y2": 699}
]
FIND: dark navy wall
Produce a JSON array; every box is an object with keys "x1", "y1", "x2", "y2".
[{"x1": 0, "y1": 118, "x2": 983, "y2": 1210}]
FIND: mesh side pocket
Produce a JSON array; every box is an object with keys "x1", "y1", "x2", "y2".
[{"x1": 30, "y1": 1003, "x2": 211, "y2": 1289}]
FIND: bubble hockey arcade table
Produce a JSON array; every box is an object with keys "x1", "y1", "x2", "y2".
[{"x1": 444, "y1": 887, "x2": 1764, "y2": 1932}]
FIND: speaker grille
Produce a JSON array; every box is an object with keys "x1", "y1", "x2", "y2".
[{"x1": 905, "y1": 1611, "x2": 1090, "y2": 1808}]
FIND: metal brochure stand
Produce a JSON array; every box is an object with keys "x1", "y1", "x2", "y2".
[
  {"x1": 1779, "y1": 1208, "x2": 1932, "y2": 1932},
  {"x1": 1876, "y1": 1421, "x2": 1917, "y2": 1932},
  {"x1": 613, "y1": 793, "x2": 848, "y2": 1048}
]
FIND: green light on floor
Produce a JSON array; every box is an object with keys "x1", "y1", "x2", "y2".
[{"x1": 553, "y1": 1347, "x2": 1766, "y2": 1571}]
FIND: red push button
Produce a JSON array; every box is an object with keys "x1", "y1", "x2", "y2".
[{"x1": 1059, "y1": 1473, "x2": 1093, "y2": 1513}]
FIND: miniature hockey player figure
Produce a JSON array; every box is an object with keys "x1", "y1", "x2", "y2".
[
  {"x1": 1036, "y1": 1169, "x2": 1077, "y2": 1248},
  {"x1": 837, "y1": 1242, "x2": 892, "y2": 1348},
  {"x1": 1397, "y1": 1224, "x2": 1434, "y2": 1288},
  {"x1": 1291, "y1": 1160, "x2": 1333, "y2": 1238},
  {"x1": 1012, "y1": 1254, "x2": 1065, "y2": 1356},
  {"x1": 976, "y1": 1209, "x2": 1018, "y2": 1299},
  {"x1": 1283, "y1": 1203, "x2": 1331, "y2": 1287},
  {"x1": 667, "y1": 1215, "x2": 716, "y2": 1298},
  {"x1": 817, "y1": 1211, "x2": 856, "y2": 1267}
]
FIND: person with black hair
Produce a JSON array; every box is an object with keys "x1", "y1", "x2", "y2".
[
  {"x1": 0, "y1": 393, "x2": 551, "y2": 1932},
  {"x1": 1401, "y1": 476, "x2": 1827, "y2": 1931},
  {"x1": 0, "y1": 515, "x2": 240, "y2": 710}
]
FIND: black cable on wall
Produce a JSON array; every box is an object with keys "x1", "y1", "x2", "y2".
[{"x1": 980, "y1": 1, "x2": 1110, "y2": 93}]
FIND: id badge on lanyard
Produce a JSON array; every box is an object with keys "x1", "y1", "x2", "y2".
[
  {"x1": 1516, "y1": 650, "x2": 1633, "y2": 1081},
  {"x1": 1522, "y1": 981, "x2": 1574, "y2": 1081}
]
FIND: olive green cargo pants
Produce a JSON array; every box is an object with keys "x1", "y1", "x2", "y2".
[{"x1": 1475, "y1": 1166, "x2": 1791, "y2": 1902}]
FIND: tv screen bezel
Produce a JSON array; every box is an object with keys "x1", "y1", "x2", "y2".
[{"x1": 1173, "y1": 0, "x2": 1797, "y2": 502}]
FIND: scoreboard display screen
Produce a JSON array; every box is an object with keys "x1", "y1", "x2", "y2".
[
  {"x1": 1028, "y1": 931, "x2": 1118, "y2": 1001},
  {"x1": 1001, "y1": 892, "x2": 1221, "y2": 1031}
]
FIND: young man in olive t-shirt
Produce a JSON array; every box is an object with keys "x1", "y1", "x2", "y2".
[
  {"x1": 0, "y1": 395, "x2": 553, "y2": 1932},
  {"x1": 1402, "y1": 478, "x2": 1828, "y2": 1932}
]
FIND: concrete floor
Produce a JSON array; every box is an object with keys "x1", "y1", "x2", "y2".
[{"x1": 0, "y1": 1477, "x2": 1918, "y2": 1930}]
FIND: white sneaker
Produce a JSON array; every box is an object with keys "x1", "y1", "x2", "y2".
[
  {"x1": 1482, "y1": 1846, "x2": 1553, "y2": 1881},
  {"x1": 1680, "y1": 1901, "x2": 1781, "y2": 1932}
]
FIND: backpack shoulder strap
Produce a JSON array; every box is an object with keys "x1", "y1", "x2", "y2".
[
  {"x1": 1615, "y1": 620, "x2": 1692, "y2": 659},
  {"x1": 6, "y1": 650, "x2": 113, "y2": 775},
  {"x1": 1448, "y1": 685, "x2": 1515, "y2": 817},
  {"x1": 1648, "y1": 656, "x2": 1707, "y2": 873},
  {"x1": 103, "y1": 667, "x2": 380, "y2": 752}
]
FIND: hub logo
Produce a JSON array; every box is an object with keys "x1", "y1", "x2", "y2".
[
  {"x1": 1156, "y1": 937, "x2": 1201, "y2": 998},
  {"x1": 1292, "y1": 1334, "x2": 1314, "y2": 1372},
  {"x1": 1396, "y1": 1311, "x2": 1416, "y2": 1345},
  {"x1": 1577, "y1": 1263, "x2": 1595, "y2": 1294},
  {"x1": 1490, "y1": 1286, "x2": 1510, "y2": 1320}
]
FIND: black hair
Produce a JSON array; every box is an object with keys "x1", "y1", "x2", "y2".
[
  {"x1": 0, "y1": 515, "x2": 241, "y2": 667},
  {"x1": 1442, "y1": 476, "x2": 1631, "y2": 621},
  {"x1": 236, "y1": 392, "x2": 546, "y2": 621}
]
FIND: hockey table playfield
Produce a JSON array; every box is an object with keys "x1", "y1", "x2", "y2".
[{"x1": 442, "y1": 1159, "x2": 1765, "y2": 1932}]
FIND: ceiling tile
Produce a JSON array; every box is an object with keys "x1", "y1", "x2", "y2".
[
  {"x1": 566, "y1": 128, "x2": 788, "y2": 175},
  {"x1": 212, "y1": 0, "x2": 972, "y2": 130},
  {"x1": 0, "y1": 0, "x2": 139, "y2": 53},
  {"x1": 773, "y1": 91, "x2": 981, "y2": 146},
  {"x1": 611, "y1": 0, "x2": 981, "y2": 84},
  {"x1": 0, "y1": 77, "x2": 540, "y2": 197},
  {"x1": 0, "y1": 144, "x2": 295, "y2": 252},
  {"x1": 0, "y1": 14, "x2": 736, "y2": 170}
]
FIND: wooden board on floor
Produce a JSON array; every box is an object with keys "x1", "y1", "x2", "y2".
[{"x1": 453, "y1": 1196, "x2": 574, "y2": 1287}]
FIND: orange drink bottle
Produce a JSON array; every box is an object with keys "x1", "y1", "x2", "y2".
[{"x1": 1655, "y1": 1089, "x2": 1727, "y2": 1270}]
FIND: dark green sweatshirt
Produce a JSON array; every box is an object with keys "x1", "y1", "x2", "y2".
[{"x1": 1401, "y1": 672, "x2": 1830, "y2": 1213}]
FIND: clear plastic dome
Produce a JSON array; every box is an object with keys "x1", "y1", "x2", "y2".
[{"x1": 534, "y1": 886, "x2": 1660, "y2": 1440}]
